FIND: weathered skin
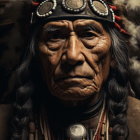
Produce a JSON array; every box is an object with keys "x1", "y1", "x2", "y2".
[{"x1": 37, "y1": 19, "x2": 113, "y2": 106}]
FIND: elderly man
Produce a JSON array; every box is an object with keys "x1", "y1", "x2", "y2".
[{"x1": 0, "y1": 0, "x2": 140, "y2": 140}]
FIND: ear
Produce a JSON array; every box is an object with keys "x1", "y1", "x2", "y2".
[{"x1": 110, "y1": 55, "x2": 116, "y2": 69}]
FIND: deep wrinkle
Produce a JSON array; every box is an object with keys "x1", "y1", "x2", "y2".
[
  {"x1": 41, "y1": 20, "x2": 104, "y2": 40},
  {"x1": 83, "y1": 24, "x2": 103, "y2": 34},
  {"x1": 37, "y1": 19, "x2": 111, "y2": 105}
]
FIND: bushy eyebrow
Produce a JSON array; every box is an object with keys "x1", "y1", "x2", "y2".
[
  {"x1": 43, "y1": 23, "x2": 103, "y2": 34},
  {"x1": 83, "y1": 24, "x2": 103, "y2": 34},
  {"x1": 43, "y1": 25, "x2": 61, "y2": 33}
]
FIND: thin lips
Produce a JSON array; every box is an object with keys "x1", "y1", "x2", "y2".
[{"x1": 55, "y1": 75, "x2": 93, "y2": 82}]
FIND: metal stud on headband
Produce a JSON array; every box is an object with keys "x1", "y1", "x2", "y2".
[
  {"x1": 62, "y1": 0, "x2": 87, "y2": 13},
  {"x1": 89, "y1": 0, "x2": 108, "y2": 17},
  {"x1": 36, "y1": 0, "x2": 57, "y2": 17}
]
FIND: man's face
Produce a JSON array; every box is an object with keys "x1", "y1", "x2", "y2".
[{"x1": 37, "y1": 19, "x2": 111, "y2": 101}]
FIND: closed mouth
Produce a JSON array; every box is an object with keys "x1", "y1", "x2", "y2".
[{"x1": 55, "y1": 75, "x2": 93, "y2": 82}]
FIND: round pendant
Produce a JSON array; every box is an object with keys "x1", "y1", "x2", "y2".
[
  {"x1": 89, "y1": 0, "x2": 108, "y2": 16},
  {"x1": 66, "y1": 124, "x2": 87, "y2": 140},
  {"x1": 62, "y1": 0, "x2": 86, "y2": 13},
  {"x1": 36, "y1": 0, "x2": 57, "y2": 17}
]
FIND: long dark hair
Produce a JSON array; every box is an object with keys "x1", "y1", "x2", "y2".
[
  {"x1": 10, "y1": 28, "x2": 38, "y2": 140},
  {"x1": 106, "y1": 27, "x2": 129, "y2": 140},
  {"x1": 11, "y1": 24, "x2": 129, "y2": 140}
]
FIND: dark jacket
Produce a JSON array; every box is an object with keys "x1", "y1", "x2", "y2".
[{"x1": 0, "y1": 96, "x2": 140, "y2": 140}]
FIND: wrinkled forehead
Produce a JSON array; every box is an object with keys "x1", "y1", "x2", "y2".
[{"x1": 42, "y1": 19, "x2": 104, "y2": 32}]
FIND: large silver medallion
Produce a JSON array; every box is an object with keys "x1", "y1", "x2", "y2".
[
  {"x1": 62, "y1": 0, "x2": 86, "y2": 13},
  {"x1": 36, "y1": 0, "x2": 57, "y2": 17},
  {"x1": 66, "y1": 0, "x2": 83, "y2": 9},
  {"x1": 89, "y1": 0, "x2": 108, "y2": 17},
  {"x1": 66, "y1": 124, "x2": 87, "y2": 140}
]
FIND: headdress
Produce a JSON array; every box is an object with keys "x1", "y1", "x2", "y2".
[{"x1": 30, "y1": 0, "x2": 127, "y2": 34}]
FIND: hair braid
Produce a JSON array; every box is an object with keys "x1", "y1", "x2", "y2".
[
  {"x1": 106, "y1": 27, "x2": 129, "y2": 139},
  {"x1": 11, "y1": 29, "x2": 39, "y2": 140},
  {"x1": 11, "y1": 63, "x2": 34, "y2": 140},
  {"x1": 11, "y1": 83, "x2": 33, "y2": 140}
]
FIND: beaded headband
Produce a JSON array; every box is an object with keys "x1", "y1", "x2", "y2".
[{"x1": 31, "y1": 0, "x2": 126, "y2": 34}]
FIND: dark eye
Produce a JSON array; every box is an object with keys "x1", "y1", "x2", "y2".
[
  {"x1": 49, "y1": 33, "x2": 63, "y2": 40},
  {"x1": 84, "y1": 31, "x2": 96, "y2": 38}
]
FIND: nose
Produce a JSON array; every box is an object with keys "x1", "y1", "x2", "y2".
[{"x1": 62, "y1": 34, "x2": 85, "y2": 65}]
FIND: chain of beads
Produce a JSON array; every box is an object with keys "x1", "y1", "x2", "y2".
[{"x1": 62, "y1": 0, "x2": 87, "y2": 13}]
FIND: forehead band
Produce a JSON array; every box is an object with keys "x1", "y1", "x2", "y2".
[
  {"x1": 31, "y1": 0, "x2": 126, "y2": 34},
  {"x1": 31, "y1": 0, "x2": 114, "y2": 25}
]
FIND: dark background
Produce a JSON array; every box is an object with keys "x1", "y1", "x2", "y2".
[{"x1": 0, "y1": 0, "x2": 140, "y2": 103}]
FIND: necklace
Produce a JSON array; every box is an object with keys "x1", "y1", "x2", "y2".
[
  {"x1": 65, "y1": 97, "x2": 107, "y2": 140},
  {"x1": 28, "y1": 95, "x2": 109, "y2": 140}
]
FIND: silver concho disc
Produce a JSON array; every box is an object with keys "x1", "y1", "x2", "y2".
[
  {"x1": 62, "y1": 0, "x2": 86, "y2": 13},
  {"x1": 89, "y1": 0, "x2": 108, "y2": 17},
  {"x1": 66, "y1": 124, "x2": 87, "y2": 140},
  {"x1": 36, "y1": 0, "x2": 57, "y2": 17}
]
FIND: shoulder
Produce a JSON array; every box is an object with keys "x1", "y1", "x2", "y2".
[
  {"x1": 127, "y1": 96, "x2": 140, "y2": 140},
  {"x1": 0, "y1": 104, "x2": 13, "y2": 140}
]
